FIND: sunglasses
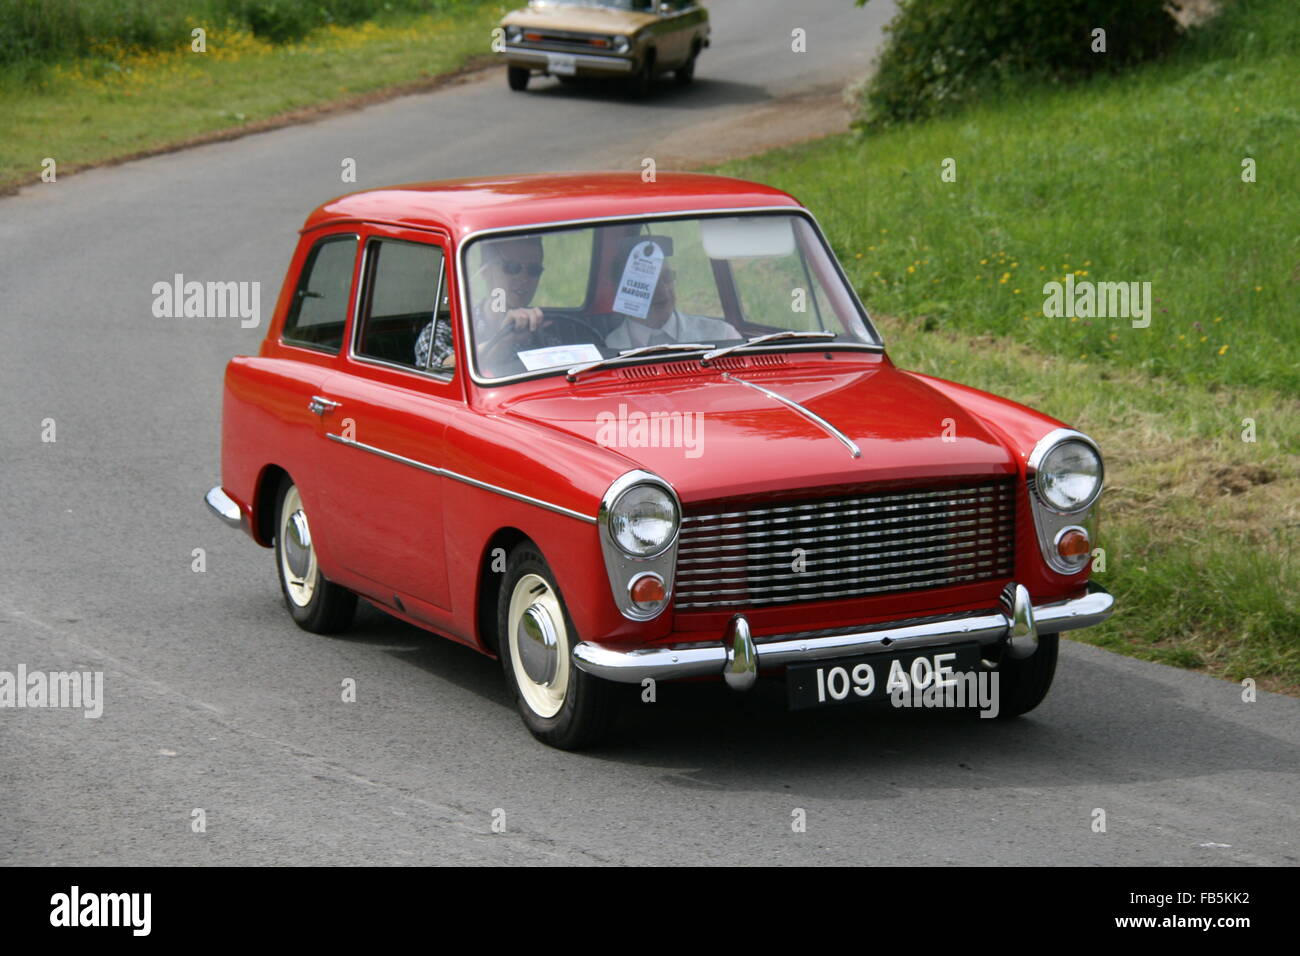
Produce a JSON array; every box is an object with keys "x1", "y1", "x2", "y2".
[{"x1": 498, "y1": 259, "x2": 545, "y2": 277}]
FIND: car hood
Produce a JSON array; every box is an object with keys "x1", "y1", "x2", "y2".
[
  {"x1": 503, "y1": 4, "x2": 654, "y2": 34},
  {"x1": 497, "y1": 360, "x2": 1018, "y2": 505}
]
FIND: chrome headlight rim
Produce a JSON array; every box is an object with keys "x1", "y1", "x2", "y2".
[
  {"x1": 598, "y1": 470, "x2": 680, "y2": 621},
  {"x1": 612, "y1": 34, "x2": 631, "y2": 54},
  {"x1": 599, "y1": 471, "x2": 680, "y2": 559},
  {"x1": 1028, "y1": 428, "x2": 1104, "y2": 515}
]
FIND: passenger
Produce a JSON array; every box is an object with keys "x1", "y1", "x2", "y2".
[{"x1": 604, "y1": 238, "x2": 741, "y2": 350}]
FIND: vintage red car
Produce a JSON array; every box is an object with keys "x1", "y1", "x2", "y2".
[{"x1": 205, "y1": 172, "x2": 1113, "y2": 748}]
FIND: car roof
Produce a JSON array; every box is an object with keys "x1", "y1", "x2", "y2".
[{"x1": 302, "y1": 172, "x2": 804, "y2": 240}]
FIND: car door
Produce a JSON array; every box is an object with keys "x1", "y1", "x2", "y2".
[
  {"x1": 655, "y1": 0, "x2": 694, "y2": 67},
  {"x1": 266, "y1": 229, "x2": 362, "y2": 527},
  {"x1": 309, "y1": 226, "x2": 459, "y2": 615}
]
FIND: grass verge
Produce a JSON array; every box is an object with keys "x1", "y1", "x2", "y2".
[
  {"x1": 721, "y1": 0, "x2": 1299, "y2": 394},
  {"x1": 0, "y1": 2, "x2": 506, "y2": 193}
]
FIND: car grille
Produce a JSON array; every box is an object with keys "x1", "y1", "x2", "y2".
[
  {"x1": 514, "y1": 30, "x2": 614, "y2": 54},
  {"x1": 674, "y1": 481, "x2": 1016, "y2": 609}
]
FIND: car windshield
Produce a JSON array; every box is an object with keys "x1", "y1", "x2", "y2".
[{"x1": 461, "y1": 212, "x2": 878, "y2": 381}]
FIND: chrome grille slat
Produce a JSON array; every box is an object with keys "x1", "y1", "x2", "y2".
[
  {"x1": 674, "y1": 480, "x2": 1016, "y2": 609},
  {"x1": 680, "y1": 484, "x2": 999, "y2": 520},
  {"x1": 676, "y1": 536, "x2": 1004, "y2": 575},
  {"x1": 677, "y1": 510, "x2": 1010, "y2": 548}
]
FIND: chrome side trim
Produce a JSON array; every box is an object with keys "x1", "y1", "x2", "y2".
[
  {"x1": 205, "y1": 486, "x2": 244, "y2": 530},
  {"x1": 457, "y1": 206, "x2": 884, "y2": 388},
  {"x1": 721, "y1": 372, "x2": 861, "y2": 458},
  {"x1": 325, "y1": 433, "x2": 597, "y2": 524},
  {"x1": 572, "y1": 582, "x2": 1114, "y2": 685}
]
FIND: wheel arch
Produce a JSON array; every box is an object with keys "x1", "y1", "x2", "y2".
[
  {"x1": 476, "y1": 527, "x2": 532, "y2": 657},
  {"x1": 251, "y1": 464, "x2": 291, "y2": 547}
]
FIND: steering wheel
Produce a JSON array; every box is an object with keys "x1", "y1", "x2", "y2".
[{"x1": 545, "y1": 313, "x2": 614, "y2": 351}]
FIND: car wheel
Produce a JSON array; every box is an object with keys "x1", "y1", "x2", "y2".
[
  {"x1": 627, "y1": 50, "x2": 655, "y2": 99},
  {"x1": 275, "y1": 478, "x2": 357, "y2": 634},
  {"x1": 675, "y1": 45, "x2": 698, "y2": 85},
  {"x1": 992, "y1": 633, "x2": 1059, "y2": 718},
  {"x1": 507, "y1": 65, "x2": 529, "y2": 91},
  {"x1": 498, "y1": 542, "x2": 618, "y2": 749}
]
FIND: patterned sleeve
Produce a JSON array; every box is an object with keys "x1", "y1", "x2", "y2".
[{"x1": 414, "y1": 317, "x2": 455, "y2": 369}]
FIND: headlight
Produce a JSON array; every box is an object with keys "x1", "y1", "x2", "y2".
[
  {"x1": 613, "y1": 35, "x2": 630, "y2": 53},
  {"x1": 608, "y1": 483, "x2": 678, "y2": 556},
  {"x1": 506, "y1": 25, "x2": 522, "y2": 43},
  {"x1": 1035, "y1": 439, "x2": 1102, "y2": 513}
]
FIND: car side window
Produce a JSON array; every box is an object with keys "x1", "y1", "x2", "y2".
[
  {"x1": 356, "y1": 238, "x2": 452, "y2": 374},
  {"x1": 282, "y1": 235, "x2": 357, "y2": 352}
]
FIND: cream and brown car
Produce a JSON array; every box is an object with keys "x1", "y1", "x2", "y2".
[{"x1": 500, "y1": 0, "x2": 709, "y2": 96}]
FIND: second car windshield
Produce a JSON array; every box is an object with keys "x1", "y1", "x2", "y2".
[{"x1": 461, "y1": 213, "x2": 877, "y2": 381}]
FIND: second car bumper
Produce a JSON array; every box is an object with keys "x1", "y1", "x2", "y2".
[
  {"x1": 503, "y1": 46, "x2": 634, "y2": 74},
  {"x1": 573, "y1": 581, "x2": 1114, "y2": 690}
]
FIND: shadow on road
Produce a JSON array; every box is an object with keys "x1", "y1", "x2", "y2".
[
  {"x1": 323, "y1": 603, "x2": 1299, "y2": 801},
  {"x1": 518, "y1": 75, "x2": 771, "y2": 110}
]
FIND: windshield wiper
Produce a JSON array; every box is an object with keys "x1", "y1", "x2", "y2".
[
  {"x1": 700, "y1": 330, "x2": 836, "y2": 364},
  {"x1": 566, "y1": 343, "x2": 714, "y2": 382}
]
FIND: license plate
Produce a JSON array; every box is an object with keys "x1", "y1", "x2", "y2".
[
  {"x1": 547, "y1": 53, "x2": 577, "y2": 76},
  {"x1": 786, "y1": 644, "x2": 982, "y2": 711}
]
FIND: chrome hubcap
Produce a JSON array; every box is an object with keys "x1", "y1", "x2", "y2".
[
  {"x1": 284, "y1": 510, "x2": 312, "y2": 579},
  {"x1": 518, "y1": 604, "x2": 559, "y2": 686},
  {"x1": 278, "y1": 485, "x2": 318, "y2": 607}
]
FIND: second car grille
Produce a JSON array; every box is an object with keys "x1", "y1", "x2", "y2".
[{"x1": 674, "y1": 481, "x2": 1016, "y2": 609}]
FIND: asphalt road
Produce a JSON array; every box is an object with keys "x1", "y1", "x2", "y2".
[{"x1": 2, "y1": 0, "x2": 1297, "y2": 866}]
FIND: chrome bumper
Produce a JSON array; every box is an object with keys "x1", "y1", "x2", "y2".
[
  {"x1": 573, "y1": 582, "x2": 1114, "y2": 690},
  {"x1": 205, "y1": 485, "x2": 244, "y2": 530},
  {"x1": 504, "y1": 45, "x2": 634, "y2": 73}
]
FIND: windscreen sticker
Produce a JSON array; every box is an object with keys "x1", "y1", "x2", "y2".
[
  {"x1": 517, "y1": 343, "x2": 602, "y2": 371},
  {"x1": 612, "y1": 241, "x2": 665, "y2": 320}
]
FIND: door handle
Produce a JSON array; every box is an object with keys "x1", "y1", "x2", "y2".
[{"x1": 308, "y1": 395, "x2": 342, "y2": 416}]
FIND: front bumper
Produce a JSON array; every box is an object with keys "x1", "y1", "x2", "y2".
[
  {"x1": 205, "y1": 485, "x2": 245, "y2": 531},
  {"x1": 504, "y1": 45, "x2": 634, "y2": 75},
  {"x1": 573, "y1": 581, "x2": 1114, "y2": 690}
]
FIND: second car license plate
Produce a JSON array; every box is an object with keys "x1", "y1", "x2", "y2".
[
  {"x1": 786, "y1": 644, "x2": 982, "y2": 711},
  {"x1": 547, "y1": 53, "x2": 577, "y2": 76}
]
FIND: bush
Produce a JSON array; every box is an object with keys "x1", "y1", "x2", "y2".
[{"x1": 856, "y1": 0, "x2": 1180, "y2": 128}]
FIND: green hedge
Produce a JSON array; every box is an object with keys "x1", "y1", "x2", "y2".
[{"x1": 857, "y1": 0, "x2": 1179, "y2": 128}]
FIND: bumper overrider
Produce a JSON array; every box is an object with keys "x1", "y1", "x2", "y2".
[{"x1": 573, "y1": 581, "x2": 1114, "y2": 691}]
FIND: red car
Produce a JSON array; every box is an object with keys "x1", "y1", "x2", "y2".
[{"x1": 205, "y1": 172, "x2": 1113, "y2": 748}]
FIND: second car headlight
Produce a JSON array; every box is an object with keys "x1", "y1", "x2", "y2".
[
  {"x1": 608, "y1": 483, "x2": 678, "y2": 556},
  {"x1": 506, "y1": 25, "x2": 522, "y2": 43},
  {"x1": 1036, "y1": 439, "x2": 1103, "y2": 512},
  {"x1": 613, "y1": 35, "x2": 630, "y2": 53}
]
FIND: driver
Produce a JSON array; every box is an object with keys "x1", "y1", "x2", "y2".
[
  {"x1": 604, "y1": 238, "x2": 741, "y2": 350},
  {"x1": 415, "y1": 235, "x2": 560, "y2": 376}
]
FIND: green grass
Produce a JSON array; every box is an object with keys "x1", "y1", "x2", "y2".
[
  {"x1": 0, "y1": 0, "x2": 480, "y2": 64},
  {"x1": 719, "y1": 0, "x2": 1299, "y2": 394},
  {"x1": 0, "y1": 1, "x2": 506, "y2": 191},
  {"x1": 714, "y1": 0, "x2": 1300, "y2": 693}
]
